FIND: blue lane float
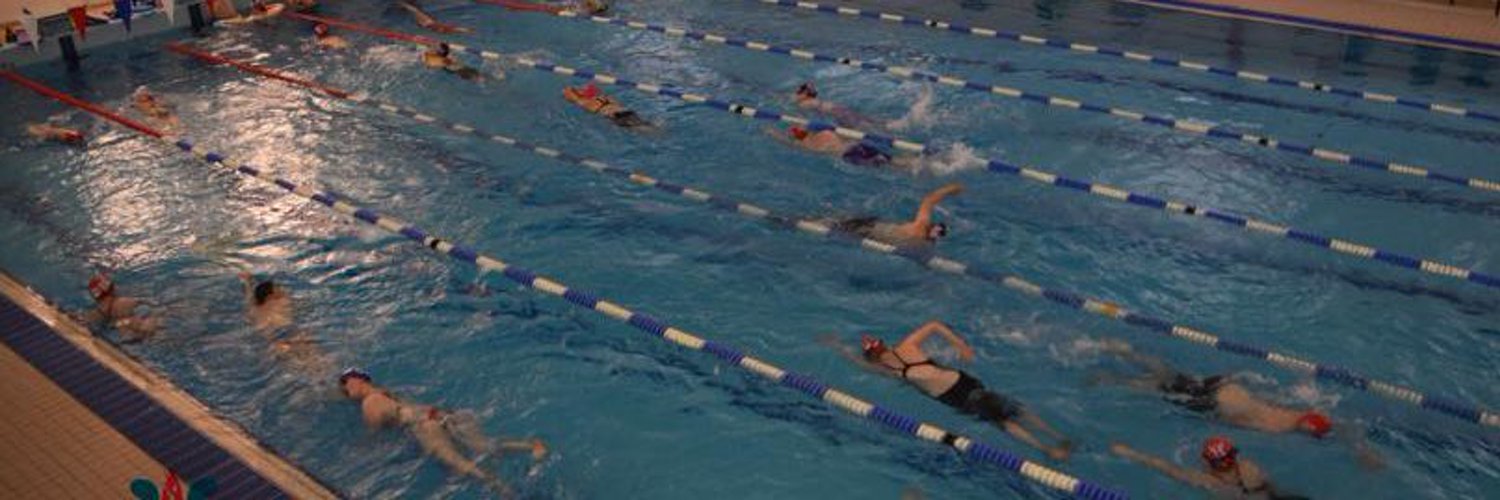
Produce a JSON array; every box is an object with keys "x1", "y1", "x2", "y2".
[
  {"x1": 0, "y1": 69, "x2": 1129, "y2": 500},
  {"x1": 164, "y1": 48, "x2": 1499, "y2": 429},
  {"x1": 754, "y1": 0, "x2": 1500, "y2": 126},
  {"x1": 528, "y1": 8, "x2": 1500, "y2": 195}
]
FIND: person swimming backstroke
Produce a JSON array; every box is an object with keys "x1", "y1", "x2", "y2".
[
  {"x1": 823, "y1": 321, "x2": 1074, "y2": 460},
  {"x1": 339, "y1": 368, "x2": 547, "y2": 497}
]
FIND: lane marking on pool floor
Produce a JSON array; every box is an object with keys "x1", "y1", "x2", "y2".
[
  {"x1": 161, "y1": 43, "x2": 1498, "y2": 429},
  {"x1": 0, "y1": 68, "x2": 1132, "y2": 500},
  {"x1": 750, "y1": 0, "x2": 1500, "y2": 126},
  {"x1": 481, "y1": 6, "x2": 1500, "y2": 195},
  {"x1": 270, "y1": 16, "x2": 1500, "y2": 291}
]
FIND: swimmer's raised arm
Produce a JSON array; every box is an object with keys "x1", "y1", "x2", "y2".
[
  {"x1": 912, "y1": 183, "x2": 963, "y2": 227},
  {"x1": 897, "y1": 320, "x2": 973, "y2": 361},
  {"x1": 1110, "y1": 442, "x2": 1223, "y2": 490}
]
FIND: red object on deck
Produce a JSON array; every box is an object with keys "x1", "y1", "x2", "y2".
[
  {"x1": 0, "y1": 70, "x2": 165, "y2": 138},
  {"x1": 68, "y1": 7, "x2": 88, "y2": 41}
]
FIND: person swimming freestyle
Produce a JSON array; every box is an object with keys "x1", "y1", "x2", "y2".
[
  {"x1": 824, "y1": 320, "x2": 1074, "y2": 461},
  {"x1": 1112, "y1": 436, "x2": 1310, "y2": 499},
  {"x1": 563, "y1": 82, "x2": 651, "y2": 128}
]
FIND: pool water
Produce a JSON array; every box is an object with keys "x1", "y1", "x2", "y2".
[{"x1": 1, "y1": 0, "x2": 1497, "y2": 498}]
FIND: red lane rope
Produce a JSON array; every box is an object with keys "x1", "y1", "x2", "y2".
[
  {"x1": 471, "y1": 0, "x2": 565, "y2": 13},
  {"x1": 286, "y1": 11, "x2": 439, "y2": 46},
  {"x1": 164, "y1": 42, "x2": 351, "y2": 98},
  {"x1": 0, "y1": 70, "x2": 166, "y2": 138}
]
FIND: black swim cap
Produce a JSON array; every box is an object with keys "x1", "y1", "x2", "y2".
[{"x1": 253, "y1": 281, "x2": 276, "y2": 305}]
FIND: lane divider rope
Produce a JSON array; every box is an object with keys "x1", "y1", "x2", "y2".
[
  {"x1": 161, "y1": 43, "x2": 1498, "y2": 428},
  {"x1": 755, "y1": 0, "x2": 1500, "y2": 125},
  {"x1": 273, "y1": 15, "x2": 1500, "y2": 290},
  {"x1": 492, "y1": 6, "x2": 1500, "y2": 195},
  {"x1": 0, "y1": 68, "x2": 1131, "y2": 499}
]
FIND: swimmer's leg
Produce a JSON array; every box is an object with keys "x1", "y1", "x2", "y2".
[
  {"x1": 442, "y1": 411, "x2": 496, "y2": 455},
  {"x1": 412, "y1": 420, "x2": 512, "y2": 496},
  {"x1": 998, "y1": 419, "x2": 1069, "y2": 461},
  {"x1": 1019, "y1": 410, "x2": 1068, "y2": 443}
]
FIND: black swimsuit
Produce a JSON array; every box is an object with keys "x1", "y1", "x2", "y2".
[
  {"x1": 1159, "y1": 373, "x2": 1227, "y2": 413},
  {"x1": 889, "y1": 352, "x2": 1023, "y2": 423}
]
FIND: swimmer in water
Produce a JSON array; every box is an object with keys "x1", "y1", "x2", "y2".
[
  {"x1": 238, "y1": 272, "x2": 333, "y2": 376},
  {"x1": 823, "y1": 321, "x2": 1074, "y2": 461},
  {"x1": 311, "y1": 23, "x2": 349, "y2": 49},
  {"x1": 1112, "y1": 437, "x2": 1309, "y2": 499},
  {"x1": 398, "y1": 0, "x2": 473, "y2": 34},
  {"x1": 131, "y1": 87, "x2": 179, "y2": 129},
  {"x1": 563, "y1": 83, "x2": 652, "y2": 129},
  {"x1": 827, "y1": 182, "x2": 961, "y2": 250},
  {"x1": 780, "y1": 125, "x2": 917, "y2": 169},
  {"x1": 26, "y1": 122, "x2": 86, "y2": 145},
  {"x1": 423, "y1": 43, "x2": 484, "y2": 81},
  {"x1": 83, "y1": 272, "x2": 160, "y2": 342},
  {"x1": 339, "y1": 368, "x2": 548, "y2": 496},
  {"x1": 1093, "y1": 340, "x2": 1383, "y2": 467}
]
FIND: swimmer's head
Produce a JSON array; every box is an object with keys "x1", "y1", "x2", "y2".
[
  {"x1": 1200, "y1": 436, "x2": 1238, "y2": 472},
  {"x1": 252, "y1": 280, "x2": 278, "y2": 305},
  {"x1": 338, "y1": 367, "x2": 373, "y2": 398},
  {"x1": 313, "y1": 23, "x2": 330, "y2": 37},
  {"x1": 788, "y1": 125, "x2": 810, "y2": 141},
  {"x1": 926, "y1": 222, "x2": 949, "y2": 241},
  {"x1": 435, "y1": 43, "x2": 451, "y2": 57},
  {"x1": 796, "y1": 81, "x2": 818, "y2": 99},
  {"x1": 860, "y1": 334, "x2": 887, "y2": 361},
  {"x1": 88, "y1": 273, "x2": 115, "y2": 301},
  {"x1": 1297, "y1": 411, "x2": 1332, "y2": 438}
]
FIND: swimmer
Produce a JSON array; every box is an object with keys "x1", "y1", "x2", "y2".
[
  {"x1": 26, "y1": 122, "x2": 86, "y2": 145},
  {"x1": 779, "y1": 125, "x2": 916, "y2": 169},
  {"x1": 826, "y1": 182, "x2": 961, "y2": 250},
  {"x1": 131, "y1": 87, "x2": 179, "y2": 129},
  {"x1": 398, "y1": 0, "x2": 473, "y2": 34},
  {"x1": 563, "y1": 83, "x2": 652, "y2": 129},
  {"x1": 1112, "y1": 437, "x2": 1309, "y2": 499},
  {"x1": 423, "y1": 43, "x2": 484, "y2": 81},
  {"x1": 1094, "y1": 340, "x2": 1382, "y2": 467},
  {"x1": 238, "y1": 271, "x2": 332, "y2": 375},
  {"x1": 311, "y1": 23, "x2": 349, "y2": 49},
  {"x1": 83, "y1": 272, "x2": 160, "y2": 342},
  {"x1": 339, "y1": 368, "x2": 547, "y2": 495},
  {"x1": 823, "y1": 321, "x2": 1074, "y2": 461}
]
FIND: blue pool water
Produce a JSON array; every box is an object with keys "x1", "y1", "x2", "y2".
[{"x1": 1, "y1": 0, "x2": 1497, "y2": 498}]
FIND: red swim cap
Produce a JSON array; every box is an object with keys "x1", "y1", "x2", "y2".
[
  {"x1": 1201, "y1": 436, "x2": 1237, "y2": 469},
  {"x1": 860, "y1": 334, "x2": 887, "y2": 360},
  {"x1": 61, "y1": 130, "x2": 85, "y2": 144},
  {"x1": 1298, "y1": 411, "x2": 1332, "y2": 438},
  {"x1": 88, "y1": 273, "x2": 114, "y2": 301},
  {"x1": 579, "y1": 83, "x2": 600, "y2": 99},
  {"x1": 789, "y1": 125, "x2": 809, "y2": 140}
]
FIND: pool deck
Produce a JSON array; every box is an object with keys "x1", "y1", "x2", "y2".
[
  {"x1": 0, "y1": 271, "x2": 338, "y2": 499},
  {"x1": 1124, "y1": 0, "x2": 1500, "y2": 56}
]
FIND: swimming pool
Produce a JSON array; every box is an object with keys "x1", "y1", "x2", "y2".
[{"x1": 1, "y1": 0, "x2": 1496, "y2": 497}]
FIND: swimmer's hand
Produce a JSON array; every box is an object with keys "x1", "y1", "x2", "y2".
[
  {"x1": 530, "y1": 439, "x2": 547, "y2": 460},
  {"x1": 957, "y1": 345, "x2": 975, "y2": 363}
]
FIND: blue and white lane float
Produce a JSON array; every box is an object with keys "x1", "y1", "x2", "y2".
[
  {"x1": 275, "y1": 14, "x2": 1500, "y2": 291},
  {"x1": 754, "y1": 0, "x2": 1500, "y2": 126},
  {"x1": 163, "y1": 48, "x2": 1499, "y2": 429},
  {"x1": 511, "y1": 7, "x2": 1500, "y2": 195},
  {"x1": 0, "y1": 69, "x2": 1129, "y2": 500}
]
